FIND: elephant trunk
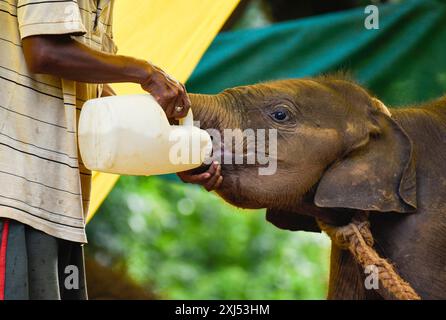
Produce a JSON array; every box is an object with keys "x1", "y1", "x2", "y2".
[{"x1": 188, "y1": 93, "x2": 234, "y2": 131}]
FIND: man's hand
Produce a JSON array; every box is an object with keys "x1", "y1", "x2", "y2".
[
  {"x1": 141, "y1": 63, "x2": 191, "y2": 119},
  {"x1": 177, "y1": 161, "x2": 223, "y2": 192}
]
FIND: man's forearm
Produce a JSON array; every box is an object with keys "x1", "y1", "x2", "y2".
[
  {"x1": 22, "y1": 35, "x2": 151, "y2": 85},
  {"x1": 22, "y1": 34, "x2": 191, "y2": 118}
]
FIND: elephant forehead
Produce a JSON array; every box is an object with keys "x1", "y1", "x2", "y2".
[{"x1": 242, "y1": 79, "x2": 327, "y2": 97}]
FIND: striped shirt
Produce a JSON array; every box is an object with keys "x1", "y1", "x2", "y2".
[{"x1": 0, "y1": 0, "x2": 117, "y2": 243}]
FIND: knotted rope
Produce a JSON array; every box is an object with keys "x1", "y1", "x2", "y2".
[{"x1": 317, "y1": 212, "x2": 421, "y2": 300}]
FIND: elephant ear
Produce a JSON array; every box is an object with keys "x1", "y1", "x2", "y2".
[
  {"x1": 266, "y1": 209, "x2": 321, "y2": 233},
  {"x1": 315, "y1": 111, "x2": 417, "y2": 213}
]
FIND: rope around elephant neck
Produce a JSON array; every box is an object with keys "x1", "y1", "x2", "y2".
[{"x1": 316, "y1": 212, "x2": 421, "y2": 300}]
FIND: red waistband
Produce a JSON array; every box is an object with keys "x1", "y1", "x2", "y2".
[{"x1": 0, "y1": 219, "x2": 10, "y2": 300}]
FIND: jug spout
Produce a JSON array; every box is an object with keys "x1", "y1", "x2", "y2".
[{"x1": 168, "y1": 126, "x2": 212, "y2": 169}]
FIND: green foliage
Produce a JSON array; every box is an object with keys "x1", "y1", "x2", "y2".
[{"x1": 87, "y1": 176, "x2": 331, "y2": 299}]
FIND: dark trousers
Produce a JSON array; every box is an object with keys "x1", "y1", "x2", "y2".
[{"x1": 0, "y1": 219, "x2": 87, "y2": 300}]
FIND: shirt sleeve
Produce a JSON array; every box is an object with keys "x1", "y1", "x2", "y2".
[{"x1": 17, "y1": 0, "x2": 87, "y2": 39}]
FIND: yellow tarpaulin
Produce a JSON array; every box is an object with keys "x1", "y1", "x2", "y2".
[{"x1": 87, "y1": 0, "x2": 240, "y2": 223}]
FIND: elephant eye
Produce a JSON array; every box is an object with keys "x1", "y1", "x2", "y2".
[{"x1": 270, "y1": 108, "x2": 290, "y2": 122}]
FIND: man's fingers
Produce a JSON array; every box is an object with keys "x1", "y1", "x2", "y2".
[
  {"x1": 174, "y1": 86, "x2": 188, "y2": 118},
  {"x1": 178, "y1": 171, "x2": 211, "y2": 184},
  {"x1": 204, "y1": 164, "x2": 221, "y2": 191},
  {"x1": 207, "y1": 162, "x2": 218, "y2": 175},
  {"x1": 184, "y1": 162, "x2": 217, "y2": 184},
  {"x1": 179, "y1": 95, "x2": 191, "y2": 117},
  {"x1": 214, "y1": 176, "x2": 223, "y2": 190},
  {"x1": 180, "y1": 83, "x2": 191, "y2": 110},
  {"x1": 172, "y1": 83, "x2": 189, "y2": 118},
  {"x1": 163, "y1": 84, "x2": 180, "y2": 118},
  {"x1": 154, "y1": 93, "x2": 173, "y2": 118}
]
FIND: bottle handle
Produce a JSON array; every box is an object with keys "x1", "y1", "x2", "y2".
[{"x1": 178, "y1": 108, "x2": 194, "y2": 126}]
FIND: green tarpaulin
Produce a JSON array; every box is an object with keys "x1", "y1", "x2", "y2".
[{"x1": 187, "y1": 0, "x2": 446, "y2": 107}]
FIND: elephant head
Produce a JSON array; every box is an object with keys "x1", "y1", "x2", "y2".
[{"x1": 188, "y1": 77, "x2": 417, "y2": 231}]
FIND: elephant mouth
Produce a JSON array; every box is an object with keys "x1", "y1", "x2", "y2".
[
  {"x1": 209, "y1": 138, "x2": 259, "y2": 168},
  {"x1": 186, "y1": 162, "x2": 212, "y2": 175}
]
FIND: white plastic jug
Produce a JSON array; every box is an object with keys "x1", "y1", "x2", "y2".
[{"x1": 78, "y1": 94, "x2": 212, "y2": 176}]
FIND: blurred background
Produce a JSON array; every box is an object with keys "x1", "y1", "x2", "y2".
[{"x1": 85, "y1": 0, "x2": 446, "y2": 299}]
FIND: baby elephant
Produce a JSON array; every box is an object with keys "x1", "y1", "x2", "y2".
[{"x1": 188, "y1": 77, "x2": 446, "y2": 300}]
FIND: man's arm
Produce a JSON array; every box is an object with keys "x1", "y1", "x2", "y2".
[
  {"x1": 22, "y1": 35, "x2": 190, "y2": 118},
  {"x1": 22, "y1": 35, "x2": 222, "y2": 190}
]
